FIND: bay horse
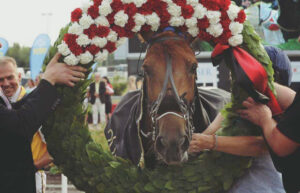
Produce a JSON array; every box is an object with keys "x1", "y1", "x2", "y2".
[{"x1": 105, "y1": 29, "x2": 229, "y2": 168}]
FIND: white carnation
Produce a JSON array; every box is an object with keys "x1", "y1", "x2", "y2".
[
  {"x1": 167, "y1": 3, "x2": 181, "y2": 17},
  {"x1": 227, "y1": 4, "x2": 240, "y2": 20},
  {"x1": 185, "y1": 17, "x2": 197, "y2": 28},
  {"x1": 121, "y1": 0, "x2": 133, "y2": 3},
  {"x1": 207, "y1": 11, "x2": 221, "y2": 25},
  {"x1": 134, "y1": 13, "x2": 146, "y2": 26},
  {"x1": 229, "y1": 22, "x2": 243, "y2": 35},
  {"x1": 107, "y1": 31, "x2": 118, "y2": 42},
  {"x1": 169, "y1": 16, "x2": 185, "y2": 27},
  {"x1": 114, "y1": 10, "x2": 129, "y2": 27},
  {"x1": 57, "y1": 41, "x2": 71, "y2": 56},
  {"x1": 81, "y1": 1, "x2": 93, "y2": 13},
  {"x1": 95, "y1": 16, "x2": 110, "y2": 27},
  {"x1": 188, "y1": 27, "x2": 199, "y2": 37},
  {"x1": 68, "y1": 22, "x2": 84, "y2": 35},
  {"x1": 187, "y1": 0, "x2": 199, "y2": 7},
  {"x1": 228, "y1": 34, "x2": 243, "y2": 46},
  {"x1": 116, "y1": 38, "x2": 127, "y2": 47},
  {"x1": 99, "y1": 1, "x2": 113, "y2": 16},
  {"x1": 92, "y1": 37, "x2": 108, "y2": 48},
  {"x1": 146, "y1": 13, "x2": 160, "y2": 31},
  {"x1": 79, "y1": 14, "x2": 94, "y2": 29},
  {"x1": 80, "y1": 51, "x2": 94, "y2": 64},
  {"x1": 206, "y1": 23, "x2": 223, "y2": 37},
  {"x1": 132, "y1": 25, "x2": 142, "y2": 32},
  {"x1": 94, "y1": 50, "x2": 109, "y2": 63},
  {"x1": 193, "y1": 4, "x2": 207, "y2": 19},
  {"x1": 161, "y1": 0, "x2": 173, "y2": 4},
  {"x1": 64, "y1": 54, "x2": 80, "y2": 66},
  {"x1": 133, "y1": 0, "x2": 147, "y2": 7},
  {"x1": 76, "y1": 34, "x2": 91, "y2": 46}
]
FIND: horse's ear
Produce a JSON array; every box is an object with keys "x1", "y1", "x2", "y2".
[{"x1": 137, "y1": 31, "x2": 156, "y2": 43}]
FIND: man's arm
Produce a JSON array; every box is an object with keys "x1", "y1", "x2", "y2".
[
  {"x1": 189, "y1": 113, "x2": 268, "y2": 156},
  {"x1": 0, "y1": 53, "x2": 86, "y2": 140},
  {"x1": 239, "y1": 96, "x2": 300, "y2": 157},
  {"x1": 0, "y1": 80, "x2": 58, "y2": 140}
]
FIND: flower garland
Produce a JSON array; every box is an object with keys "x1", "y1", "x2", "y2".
[{"x1": 58, "y1": 0, "x2": 246, "y2": 66}]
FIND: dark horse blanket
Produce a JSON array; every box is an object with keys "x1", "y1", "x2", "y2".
[{"x1": 105, "y1": 87, "x2": 230, "y2": 166}]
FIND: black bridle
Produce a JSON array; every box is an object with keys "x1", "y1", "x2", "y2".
[{"x1": 140, "y1": 35, "x2": 196, "y2": 142}]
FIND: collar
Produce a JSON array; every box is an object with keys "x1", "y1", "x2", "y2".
[
  {"x1": 9, "y1": 86, "x2": 22, "y2": 103},
  {"x1": 0, "y1": 90, "x2": 12, "y2": 109}
]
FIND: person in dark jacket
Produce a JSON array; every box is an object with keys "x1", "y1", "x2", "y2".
[
  {"x1": 88, "y1": 73, "x2": 106, "y2": 126},
  {"x1": 103, "y1": 76, "x2": 114, "y2": 122},
  {"x1": 0, "y1": 53, "x2": 86, "y2": 193}
]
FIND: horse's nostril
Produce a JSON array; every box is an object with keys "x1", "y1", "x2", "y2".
[
  {"x1": 181, "y1": 135, "x2": 190, "y2": 152},
  {"x1": 156, "y1": 136, "x2": 167, "y2": 152}
]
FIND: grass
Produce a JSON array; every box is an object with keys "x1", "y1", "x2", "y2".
[{"x1": 89, "y1": 123, "x2": 109, "y2": 151}]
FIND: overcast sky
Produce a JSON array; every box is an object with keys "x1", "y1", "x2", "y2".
[{"x1": 0, "y1": 0, "x2": 85, "y2": 47}]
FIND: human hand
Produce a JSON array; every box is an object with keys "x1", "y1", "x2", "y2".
[
  {"x1": 94, "y1": 93, "x2": 99, "y2": 97},
  {"x1": 237, "y1": 97, "x2": 272, "y2": 128},
  {"x1": 188, "y1": 133, "x2": 215, "y2": 153},
  {"x1": 43, "y1": 53, "x2": 87, "y2": 86}
]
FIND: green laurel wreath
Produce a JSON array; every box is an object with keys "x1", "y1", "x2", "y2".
[{"x1": 42, "y1": 21, "x2": 275, "y2": 193}]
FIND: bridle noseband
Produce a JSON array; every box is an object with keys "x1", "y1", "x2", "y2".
[{"x1": 141, "y1": 35, "x2": 196, "y2": 142}]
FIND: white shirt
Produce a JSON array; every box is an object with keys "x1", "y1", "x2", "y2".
[{"x1": 9, "y1": 86, "x2": 21, "y2": 103}]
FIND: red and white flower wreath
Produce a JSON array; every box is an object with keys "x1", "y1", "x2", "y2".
[{"x1": 58, "y1": 0, "x2": 246, "y2": 66}]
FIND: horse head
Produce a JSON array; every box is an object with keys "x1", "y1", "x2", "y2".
[{"x1": 140, "y1": 30, "x2": 198, "y2": 165}]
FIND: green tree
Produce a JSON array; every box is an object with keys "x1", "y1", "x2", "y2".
[{"x1": 6, "y1": 43, "x2": 30, "y2": 69}]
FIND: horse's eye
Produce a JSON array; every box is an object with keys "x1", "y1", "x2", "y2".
[{"x1": 190, "y1": 63, "x2": 198, "y2": 73}]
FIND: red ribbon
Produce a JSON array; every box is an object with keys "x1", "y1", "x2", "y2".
[{"x1": 212, "y1": 44, "x2": 282, "y2": 115}]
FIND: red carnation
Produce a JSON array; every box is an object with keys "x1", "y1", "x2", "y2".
[
  {"x1": 173, "y1": 0, "x2": 186, "y2": 6},
  {"x1": 235, "y1": 10, "x2": 246, "y2": 23},
  {"x1": 219, "y1": 0, "x2": 231, "y2": 11},
  {"x1": 182, "y1": 5, "x2": 194, "y2": 19},
  {"x1": 71, "y1": 8, "x2": 83, "y2": 22},
  {"x1": 124, "y1": 18, "x2": 135, "y2": 38},
  {"x1": 140, "y1": 1, "x2": 154, "y2": 15},
  {"x1": 88, "y1": 5, "x2": 99, "y2": 19},
  {"x1": 64, "y1": 34, "x2": 83, "y2": 56},
  {"x1": 141, "y1": 24, "x2": 151, "y2": 32},
  {"x1": 104, "y1": 41, "x2": 117, "y2": 53},
  {"x1": 179, "y1": 25, "x2": 188, "y2": 33},
  {"x1": 125, "y1": 18, "x2": 136, "y2": 31},
  {"x1": 111, "y1": 0, "x2": 124, "y2": 13},
  {"x1": 93, "y1": 0, "x2": 102, "y2": 7},
  {"x1": 220, "y1": 11, "x2": 231, "y2": 31},
  {"x1": 112, "y1": 26, "x2": 127, "y2": 37},
  {"x1": 84, "y1": 24, "x2": 98, "y2": 39},
  {"x1": 98, "y1": 26, "x2": 110, "y2": 37},
  {"x1": 86, "y1": 45, "x2": 101, "y2": 55},
  {"x1": 107, "y1": 12, "x2": 115, "y2": 25},
  {"x1": 124, "y1": 3, "x2": 137, "y2": 17},
  {"x1": 71, "y1": 45, "x2": 83, "y2": 56},
  {"x1": 198, "y1": 30, "x2": 214, "y2": 41},
  {"x1": 158, "y1": 8, "x2": 171, "y2": 28},
  {"x1": 197, "y1": 17, "x2": 210, "y2": 29},
  {"x1": 201, "y1": 0, "x2": 221, "y2": 11},
  {"x1": 64, "y1": 33, "x2": 78, "y2": 45},
  {"x1": 214, "y1": 30, "x2": 232, "y2": 44}
]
